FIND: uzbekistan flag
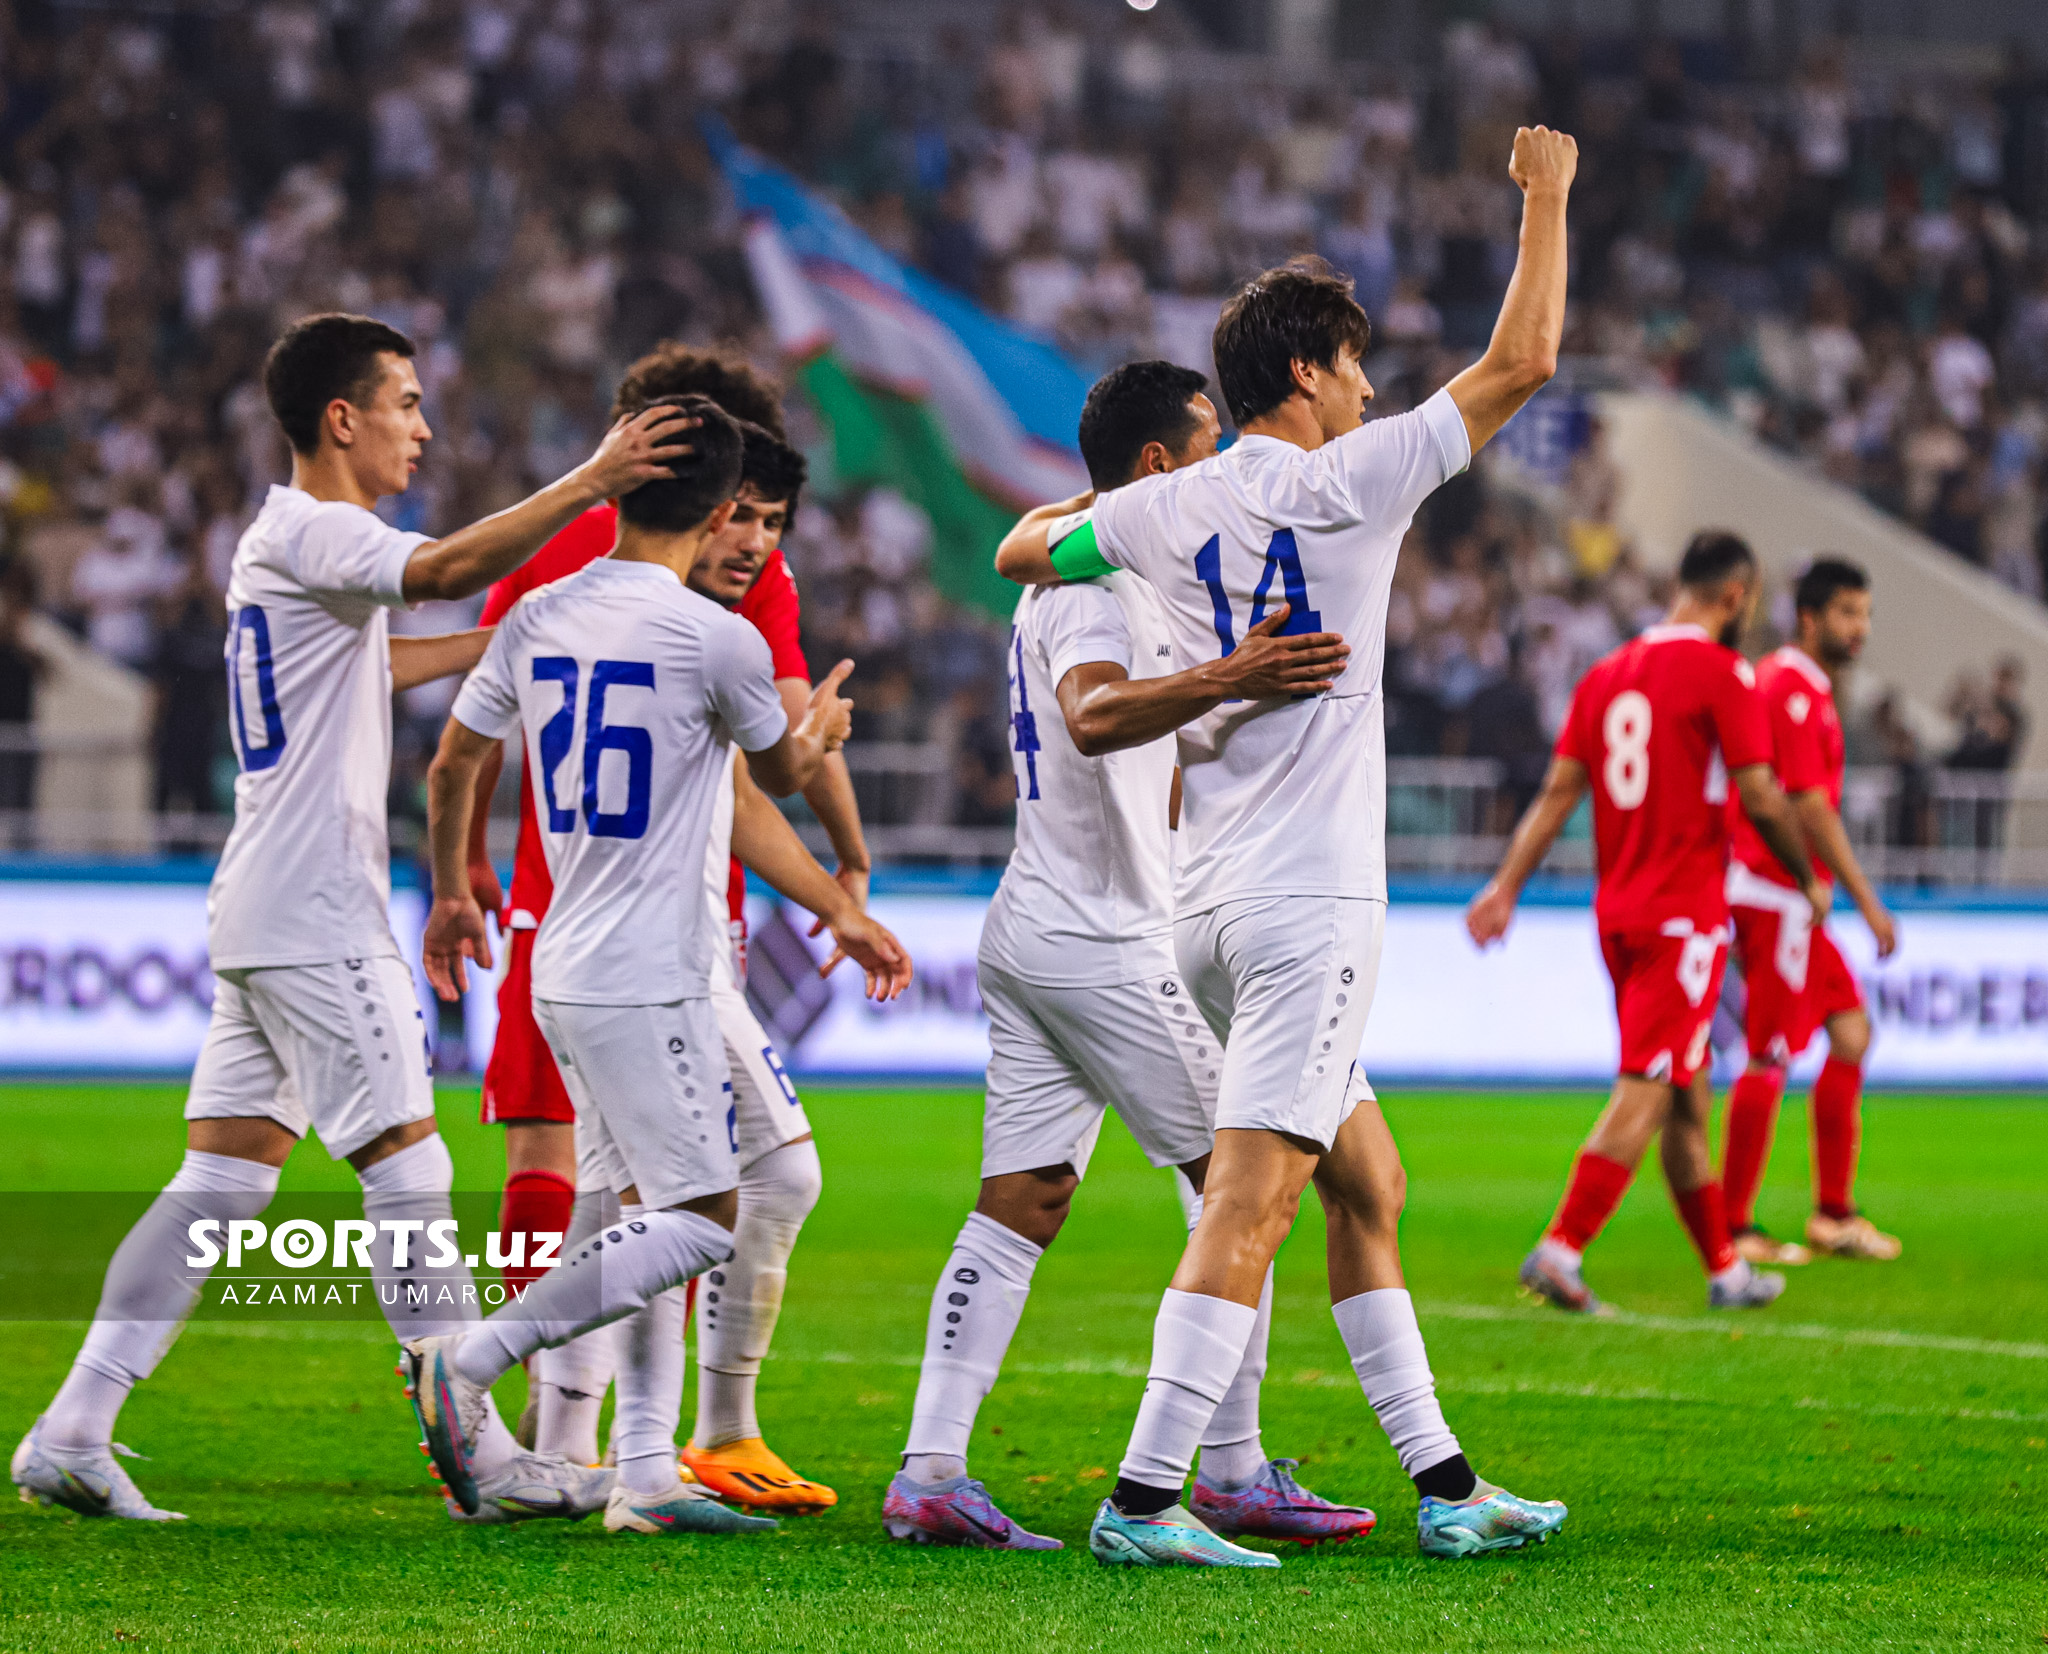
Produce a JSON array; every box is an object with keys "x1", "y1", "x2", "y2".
[{"x1": 707, "y1": 124, "x2": 1091, "y2": 618}]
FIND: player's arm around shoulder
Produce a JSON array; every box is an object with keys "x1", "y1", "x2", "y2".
[
  {"x1": 1444, "y1": 125, "x2": 1577, "y2": 454},
  {"x1": 995, "y1": 489, "x2": 1107, "y2": 586}
]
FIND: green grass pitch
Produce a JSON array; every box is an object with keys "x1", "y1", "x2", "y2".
[{"x1": 0, "y1": 1081, "x2": 2041, "y2": 1652}]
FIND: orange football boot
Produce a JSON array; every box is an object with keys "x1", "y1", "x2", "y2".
[{"x1": 680, "y1": 1438, "x2": 837, "y2": 1514}]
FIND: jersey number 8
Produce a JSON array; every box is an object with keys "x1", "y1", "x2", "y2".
[
  {"x1": 1602, "y1": 690, "x2": 1652, "y2": 810},
  {"x1": 532, "y1": 657, "x2": 655, "y2": 840}
]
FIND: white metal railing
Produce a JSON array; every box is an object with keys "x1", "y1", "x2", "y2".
[{"x1": 3, "y1": 740, "x2": 2047, "y2": 883}]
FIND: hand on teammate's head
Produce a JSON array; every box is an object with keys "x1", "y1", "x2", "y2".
[
  {"x1": 1508, "y1": 126, "x2": 1578, "y2": 195},
  {"x1": 586, "y1": 403, "x2": 701, "y2": 498}
]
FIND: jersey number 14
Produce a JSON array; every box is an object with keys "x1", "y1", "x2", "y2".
[
  {"x1": 1195, "y1": 529, "x2": 1323, "y2": 654},
  {"x1": 533, "y1": 657, "x2": 654, "y2": 840}
]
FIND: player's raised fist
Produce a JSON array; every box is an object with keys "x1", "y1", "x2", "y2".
[
  {"x1": 582, "y1": 403, "x2": 700, "y2": 498},
  {"x1": 1508, "y1": 126, "x2": 1578, "y2": 195}
]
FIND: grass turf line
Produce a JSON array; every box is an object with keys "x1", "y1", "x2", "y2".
[{"x1": 0, "y1": 1082, "x2": 2041, "y2": 1652}]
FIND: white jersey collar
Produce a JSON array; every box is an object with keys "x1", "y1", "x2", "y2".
[
  {"x1": 1637, "y1": 622, "x2": 1712, "y2": 645},
  {"x1": 1773, "y1": 645, "x2": 1833, "y2": 692}
]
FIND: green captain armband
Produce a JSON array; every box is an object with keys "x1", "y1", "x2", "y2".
[{"x1": 1047, "y1": 511, "x2": 1115, "y2": 582}]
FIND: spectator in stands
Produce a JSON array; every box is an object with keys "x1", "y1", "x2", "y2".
[{"x1": 0, "y1": 558, "x2": 42, "y2": 842}]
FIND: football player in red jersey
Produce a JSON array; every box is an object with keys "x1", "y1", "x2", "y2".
[
  {"x1": 1722, "y1": 559, "x2": 1900, "y2": 1266},
  {"x1": 1468, "y1": 531, "x2": 1828, "y2": 1313},
  {"x1": 462, "y1": 348, "x2": 868, "y2": 1488}
]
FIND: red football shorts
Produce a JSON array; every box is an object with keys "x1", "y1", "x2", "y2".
[
  {"x1": 1731, "y1": 904, "x2": 1863, "y2": 1065},
  {"x1": 479, "y1": 926, "x2": 575, "y2": 1125},
  {"x1": 1599, "y1": 919, "x2": 1730, "y2": 1087}
]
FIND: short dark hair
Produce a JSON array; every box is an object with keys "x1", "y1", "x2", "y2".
[
  {"x1": 1212, "y1": 259, "x2": 1372, "y2": 427},
  {"x1": 1077, "y1": 361, "x2": 1211, "y2": 491},
  {"x1": 1677, "y1": 529, "x2": 1757, "y2": 591},
  {"x1": 263, "y1": 313, "x2": 415, "y2": 455},
  {"x1": 1794, "y1": 556, "x2": 1869, "y2": 616},
  {"x1": 613, "y1": 342, "x2": 785, "y2": 438},
  {"x1": 733, "y1": 417, "x2": 807, "y2": 525},
  {"x1": 615, "y1": 395, "x2": 744, "y2": 533}
]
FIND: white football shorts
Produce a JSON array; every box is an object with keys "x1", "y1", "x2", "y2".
[
  {"x1": 534, "y1": 997, "x2": 738, "y2": 1210},
  {"x1": 978, "y1": 961, "x2": 1218, "y2": 1181},
  {"x1": 1174, "y1": 894, "x2": 1387, "y2": 1151},
  {"x1": 184, "y1": 956, "x2": 434, "y2": 1161},
  {"x1": 713, "y1": 978, "x2": 813, "y2": 1169}
]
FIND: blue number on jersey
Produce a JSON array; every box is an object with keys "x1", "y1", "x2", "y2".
[
  {"x1": 1195, "y1": 530, "x2": 1321, "y2": 659},
  {"x1": 532, "y1": 657, "x2": 580, "y2": 832},
  {"x1": 225, "y1": 606, "x2": 287, "y2": 772},
  {"x1": 1006, "y1": 626, "x2": 1041, "y2": 801},
  {"x1": 762, "y1": 1044, "x2": 800, "y2": 1107},
  {"x1": 582, "y1": 660, "x2": 654, "y2": 839}
]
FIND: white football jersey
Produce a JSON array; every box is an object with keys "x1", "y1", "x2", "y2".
[
  {"x1": 210, "y1": 485, "x2": 429, "y2": 969},
  {"x1": 452, "y1": 558, "x2": 788, "y2": 1005},
  {"x1": 1089, "y1": 388, "x2": 1470, "y2": 913},
  {"x1": 979, "y1": 572, "x2": 1177, "y2": 987}
]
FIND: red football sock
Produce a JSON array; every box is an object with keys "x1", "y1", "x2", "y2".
[
  {"x1": 1673, "y1": 1179, "x2": 1736, "y2": 1275},
  {"x1": 1721, "y1": 1068, "x2": 1785, "y2": 1232},
  {"x1": 498, "y1": 1168, "x2": 575, "y2": 1295},
  {"x1": 1810, "y1": 1056, "x2": 1863, "y2": 1220},
  {"x1": 1547, "y1": 1151, "x2": 1635, "y2": 1253}
]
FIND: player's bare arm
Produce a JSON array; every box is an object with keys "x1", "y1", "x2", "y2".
[
  {"x1": 995, "y1": 489, "x2": 1096, "y2": 587},
  {"x1": 399, "y1": 405, "x2": 699, "y2": 603},
  {"x1": 776, "y1": 675, "x2": 873, "y2": 916},
  {"x1": 388, "y1": 627, "x2": 492, "y2": 693},
  {"x1": 1057, "y1": 604, "x2": 1350, "y2": 757},
  {"x1": 1445, "y1": 126, "x2": 1577, "y2": 453},
  {"x1": 461, "y1": 740, "x2": 505, "y2": 919},
  {"x1": 421, "y1": 715, "x2": 501, "y2": 1000},
  {"x1": 1733, "y1": 765, "x2": 1830, "y2": 926},
  {"x1": 745, "y1": 660, "x2": 855, "y2": 797},
  {"x1": 1790, "y1": 787, "x2": 1897, "y2": 957},
  {"x1": 1467, "y1": 755, "x2": 1589, "y2": 946},
  {"x1": 731, "y1": 756, "x2": 910, "y2": 1001}
]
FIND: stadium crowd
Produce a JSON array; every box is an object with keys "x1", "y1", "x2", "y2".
[{"x1": 0, "y1": 0, "x2": 2034, "y2": 843}]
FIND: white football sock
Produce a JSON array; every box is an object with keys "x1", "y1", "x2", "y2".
[
  {"x1": 614, "y1": 1282, "x2": 691, "y2": 1496},
  {"x1": 46, "y1": 1150, "x2": 279, "y2": 1448},
  {"x1": 1117, "y1": 1288, "x2": 1258, "y2": 1492},
  {"x1": 1332, "y1": 1288, "x2": 1460, "y2": 1477},
  {"x1": 1197, "y1": 1267, "x2": 1272, "y2": 1489},
  {"x1": 534, "y1": 1190, "x2": 619, "y2": 1464},
  {"x1": 359, "y1": 1133, "x2": 520, "y2": 1474},
  {"x1": 902, "y1": 1211, "x2": 1043, "y2": 1469},
  {"x1": 359, "y1": 1135, "x2": 478, "y2": 1343},
  {"x1": 456, "y1": 1206, "x2": 734, "y2": 1388},
  {"x1": 694, "y1": 1138, "x2": 821, "y2": 1449}
]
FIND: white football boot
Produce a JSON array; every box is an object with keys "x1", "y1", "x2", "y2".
[
  {"x1": 12, "y1": 1417, "x2": 185, "y2": 1521},
  {"x1": 445, "y1": 1451, "x2": 615, "y2": 1524},
  {"x1": 603, "y1": 1480, "x2": 779, "y2": 1535}
]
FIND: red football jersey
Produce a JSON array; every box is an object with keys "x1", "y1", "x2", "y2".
[
  {"x1": 1728, "y1": 645, "x2": 1842, "y2": 888},
  {"x1": 481, "y1": 503, "x2": 809, "y2": 924},
  {"x1": 1556, "y1": 623, "x2": 1772, "y2": 933}
]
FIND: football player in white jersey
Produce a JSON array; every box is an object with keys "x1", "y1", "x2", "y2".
[
  {"x1": 885, "y1": 362, "x2": 1363, "y2": 1552},
  {"x1": 998, "y1": 128, "x2": 1581, "y2": 1567},
  {"x1": 12, "y1": 313, "x2": 695, "y2": 1524},
  {"x1": 408, "y1": 396, "x2": 911, "y2": 1536}
]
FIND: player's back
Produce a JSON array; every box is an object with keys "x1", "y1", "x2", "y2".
[
  {"x1": 212, "y1": 483, "x2": 427, "y2": 969},
  {"x1": 462, "y1": 557, "x2": 786, "y2": 1006},
  {"x1": 980, "y1": 572, "x2": 1176, "y2": 986},
  {"x1": 1561, "y1": 624, "x2": 1769, "y2": 934},
  {"x1": 1088, "y1": 388, "x2": 1470, "y2": 911},
  {"x1": 1729, "y1": 645, "x2": 1842, "y2": 888}
]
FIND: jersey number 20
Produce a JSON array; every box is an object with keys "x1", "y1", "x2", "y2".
[{"x1": 533, "y1": 657, "x2": 654, "y2": 839}]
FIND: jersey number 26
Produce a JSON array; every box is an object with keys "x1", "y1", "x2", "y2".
[{"x1": 533, "y1": 657, "x2": 654, "y2": 840}]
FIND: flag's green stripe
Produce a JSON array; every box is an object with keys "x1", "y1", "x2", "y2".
[{"x1": 798, "y1": 354, "x2": 1022, "y2": 620}]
